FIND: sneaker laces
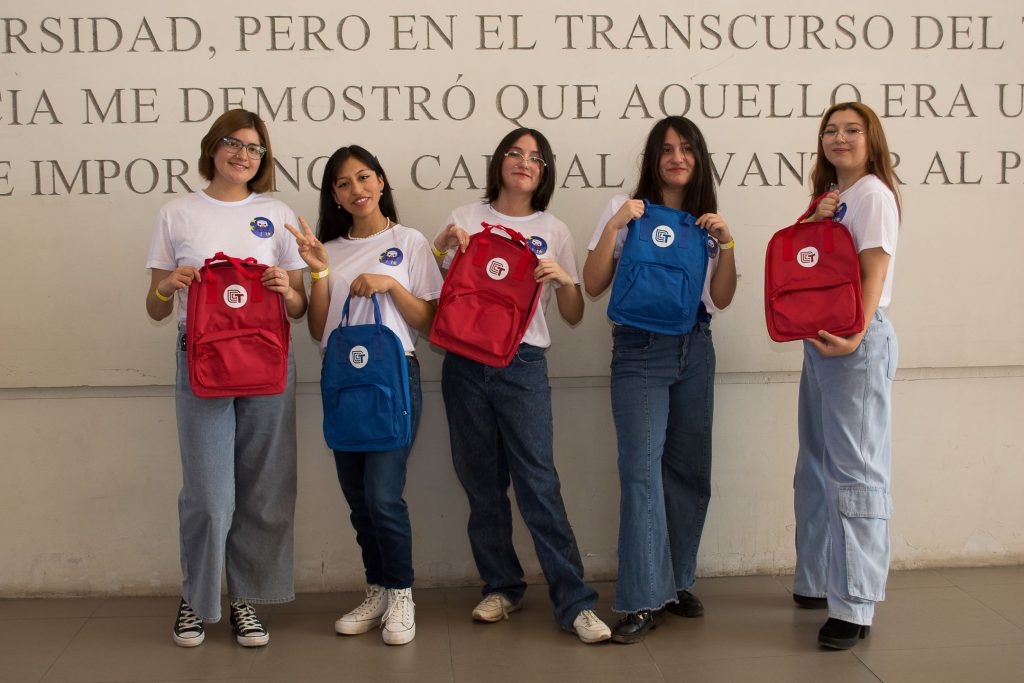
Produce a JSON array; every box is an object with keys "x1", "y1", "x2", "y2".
[
  {"x1": 349, "y1": 585, "x2": 386, "y2": 618},
  {"x1": 176, "y1": 601, "x2": 202, "y2": 631},
  {"x1": 230, "y1": 602, "x2": 265, "y2": 635},
  {"x1": 382, "y1": 590, "x2": 414, "y2": 627},
  {"x1": 577, "y1": 609, "x2": 601, "y2": 628},
  {"x1": 480, "y1": 593, "x2": 511, "y2": 620}
]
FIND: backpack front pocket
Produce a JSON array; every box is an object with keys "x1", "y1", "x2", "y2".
[{"x1": 192, "y1": 328, "x2": 286, "y2": 394}]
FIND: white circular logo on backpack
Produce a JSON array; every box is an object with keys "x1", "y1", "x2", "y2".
[
  {"x1": 223, "y1": 284, "x2": 248, "y2": 308},
  {"x1": 486, "y1": 257, "x2": 510, "y2": 280},
  {"x1": 349, "y1": 345, "x2": 369, "y2": 368},
  {"x1": 797, "y1": 247, "x2": 820, "y2": 268},
  {"x1": 652, "y1": 225, "x2": 675, "y2": 248}
]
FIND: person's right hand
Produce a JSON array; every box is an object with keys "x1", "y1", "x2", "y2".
[
  {"x1": 158, "y1": 266, "x2": 202, "y2": 297},
  {"x1": 434, "y1": 223, "x2": 470, "y2": 254},
  {"x1": 608, "y1": 199, "x2": 645, "y2": 232},
  {"x1": 284, "y1": 217, "x2": 328, "y2": 272},
  {"x1": 809, "y1": 191, "x2": 840, "y2": 222}
]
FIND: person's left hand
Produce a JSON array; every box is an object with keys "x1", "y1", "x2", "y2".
[
  {"x1": 261, "y1": 267, "x2": 292, "y2": 294},
  {"x1": 534, "y1": 259, "x2": 573, "y2": 287},
  {"x1": 696, "y1": 213, "x2": 733, "y2": 246},
  {"x1": 808, "y1": 329, "x2": 864, "y2": 357}
]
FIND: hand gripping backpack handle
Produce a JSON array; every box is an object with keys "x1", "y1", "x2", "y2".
[
  {"x1": 634, "y1": 200, "x2": 698, "y2": 250},
  {"x1": 202, "y1": 251, "x2": 266, "y2": 304},
  {"x1": 473, "y1": 221, "x2": 536, "y2": 281},
  {"x1": 782, "y1": 192, "x2": 837, "y2": 262}
]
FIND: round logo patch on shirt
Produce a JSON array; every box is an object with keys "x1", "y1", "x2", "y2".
[
  {"x1": 833, "y1": 202, "x2": 848, "y2": 222},
  {"x1": 349, "y1": 345, "x2": 369, "y2": 368},
  {"x1": 378, "y1": 247, "x2": 404, "y2": 266},
  {"x1": 652, "y1": 225, "x2": 675, "y2": 248},
  {"x1": 486, "y1": 257, "x2": 510, "y2": 280},
  {"x1": 223, "y1": 284, "x2": 248, "y2": 308},
  {"x1": 797, "y1": 246, "x2": 820, "y2": 268},
  {"x1": 250, "y1": 216, "x2": 274, "y2": 238},
  {"x1": 706, "y1": 236, "x2": 719, "y2": 259},
  {"x1": 527, "y1": 236, "x2": 548, "y2": 255}
]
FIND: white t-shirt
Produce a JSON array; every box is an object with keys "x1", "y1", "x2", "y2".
[
  {"x1": 833, "y1": 174, "x2": 899, "y2": 308},
  {"x1": 587, "y1": 194, "x2": 722, "y2": 314},
  {"x1": 146, "y1": 190, "x2": 305, "y2": 322},
  {"x1": 320, "y1": 224, "x2": 443, "y2": 354},
  {"x1": 440, "y1": 202, "x2": 580, "y2": 349}
]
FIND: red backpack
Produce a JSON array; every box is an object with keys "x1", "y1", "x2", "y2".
[
  {"x1": 430, "y1": 222, "x2": 541, "y2": 367},
  {"x1": 186, "y1": 252, "x2": 290, "y2": 397},
  {"x1": 765, "y1": 194, "x2": 864, "y2": 342}
]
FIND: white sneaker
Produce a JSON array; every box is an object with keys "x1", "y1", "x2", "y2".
[
  {"x1": 335, "y1": 584, "x2": 387, "y2": 635},
  {"x1": 471, "y1": 593, "x2": 522, "y2": 622},
  {"x1": 572, "y1": 609, "x2": 612, "y2": 644},
  {"x1": 381, "y1": 588, "x2": 416, "y2": 645}
]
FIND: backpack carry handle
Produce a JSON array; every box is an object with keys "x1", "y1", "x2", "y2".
[
  {"x1": 340, "y1": 292, "x2": 383, "y2": 328},
  {"x1": 202, "y1": 251, "x2": 265, "y2": 304},
  {"x1": 634, "y1": 200, "x2": 698, "y2": 249},
  {"x1": 472, "y1": 222, "x2": 537, "y2": 281},
  {"x1": 782, "y1": 193, "x2": 840, "y2": 261}
]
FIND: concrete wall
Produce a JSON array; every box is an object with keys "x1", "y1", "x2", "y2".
[{"x1": 1, "y1": 0, "x2": 1022, "y2": 596}]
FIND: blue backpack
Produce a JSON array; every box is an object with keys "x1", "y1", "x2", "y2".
[
  {"x1": 321, "y1": 294, "x2": 411, "y2": 452},
  {"x1": 608, "y1": 201, "x2": 710, "y2": 335}
]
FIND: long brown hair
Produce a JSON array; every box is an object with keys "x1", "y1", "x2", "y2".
[
  {"x1": 810, "y1": 102, "x2": 901, "y2": 218},
  {"x1": 197, "y1": 109, "x2": 275, "y2": 193}
]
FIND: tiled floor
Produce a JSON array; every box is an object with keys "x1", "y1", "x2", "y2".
[{"x1": 2, "y1": 567, "x2": 1022, "y2": 683}]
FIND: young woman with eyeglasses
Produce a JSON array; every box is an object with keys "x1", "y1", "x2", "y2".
[
  {"x1": 145, "y1": 109, "x2": 307, "y2": 648},
  {"x1": 284, "y1": 145, "x2": 442, "y2": 646},
  {"x1": 582, "y1": 116, "x2": 737, "y2": 644},
  {"x1": 431, "y1": 128, "x2": 612, "y2": 644},
  {"x1": 791, "y1": 102, "x2": 900, "y2": 650}
]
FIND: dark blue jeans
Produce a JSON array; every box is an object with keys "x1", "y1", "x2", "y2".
[
  {"x1": 333, "y1": 356, "x2": 422, "y2": 589},
  {"x1": 442, "y1": 344, "x2": 598, "y2": 630},
  {"x1": 610, "y1": 322, "x2": 715, "y2": 613}
]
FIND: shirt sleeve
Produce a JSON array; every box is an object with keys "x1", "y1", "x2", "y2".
[
  {"x1": 407, "y1": 232, "x2": 444, "y2": 300},
  {"x1": 146, "y1": 206, "x2": 177, "y2": 271},
  {"x1": 850, "y1": 189, "x2": 899, "y2": 255},
  {"x1": 586, "y1": 194, "x2": 628, "y2": 258},
  {"x1": 552, "y1": 221, "x2": 581, "y2": 286}
]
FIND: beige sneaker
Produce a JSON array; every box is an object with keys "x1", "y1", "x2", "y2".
[
  {"x1": 335, "y1": 584, "x2": 387, "y2": 635},
  {"x1": 572, "y1": 609, "x2": 612, "y2": 644},
  {"x1": 471, "y1": 593, "x2": 522, "y2": 622},
  {"x1": 381, "y1": 588, "x2": 416, "y2": 645}
]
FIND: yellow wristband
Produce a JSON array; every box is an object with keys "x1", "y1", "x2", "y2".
[
  {"x1": 154, "y1": 288, "x2": 172, "y2": 302},
  {"x1": 310, "y1": 268, "x2": 329, "y2": 281},
  {"x1": 718, "y1": 239, "x2": 735, "y2": 250},
  {"x1": 432, "y1": 245, "x2": 449, "y2": 257}
]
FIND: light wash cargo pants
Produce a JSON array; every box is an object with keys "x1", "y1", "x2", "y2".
[{"x1": 794, "y1": 310, "x2": 897, "y2": 626}]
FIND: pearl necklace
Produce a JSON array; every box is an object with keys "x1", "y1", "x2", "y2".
[{"x1": 347, "y1": 218, "x2": 393, "y2": 240}]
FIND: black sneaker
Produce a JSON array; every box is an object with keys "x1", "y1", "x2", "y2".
[
  {"x1": 793, "y1": 593, "x2": 828, "y2": 609},
  {"x1": 172, "y1": 598, "x2": 205, "y2": 647},
  {"x1": 818, "y1": 617, "x2": 869, "y2": 649},
  {"x1": 611, "y1": 610, "x2": 659, "y2": 644},
  {"x1": 229, "y1": 601, "x2": 270, "y2": 647},
  {"x1": 665, "y1": 590, "x2": 704, "y2": 618}
]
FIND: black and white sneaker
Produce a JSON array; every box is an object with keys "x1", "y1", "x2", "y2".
[
  {"x1": 172, "y1": 598, "x2": 205, "y2": 647},
  {"x1": 229, "y1": 601, "x2": 270, "y2": 647}
]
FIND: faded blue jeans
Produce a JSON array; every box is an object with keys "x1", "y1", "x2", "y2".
[
  {"x1": 794, "y1": 309, "x2": 897, "y2": 626},
  {"x1": 610, "y1": 321, "x2": 715, "y2": 613},
  {"x1": 441, "y1": 344, "x2": 598, "y2": 630},
  {"x1": 333, "y1": 356, "x2": 422, "y2": 589},
  {"x1": 175, "y1": 326, "x2": 297, "y2": 622}
]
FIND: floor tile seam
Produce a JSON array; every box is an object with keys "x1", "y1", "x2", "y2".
[{"x1": 36, "y1": 616, "x2": 91, "y2": 683}]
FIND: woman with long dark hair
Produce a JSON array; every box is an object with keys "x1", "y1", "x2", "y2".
[
  {"x1": 583, "y1": 116, "x2": 737, "y2": 643},
  {"x1": 286, "y1": 145, "x2": 442, "y2": 645}
]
